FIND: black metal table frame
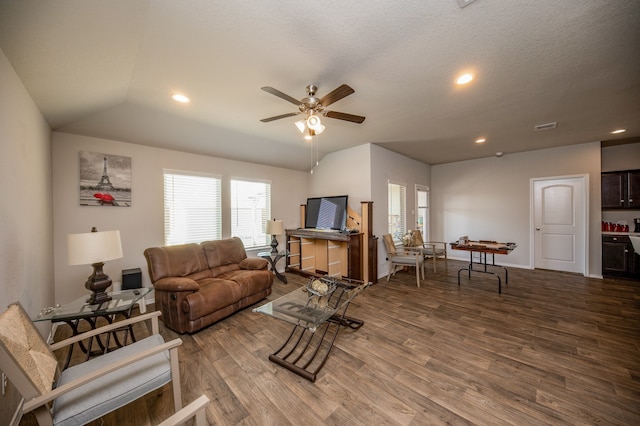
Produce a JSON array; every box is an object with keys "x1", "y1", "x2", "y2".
[
  {"x1": 262, "y1": 277, "x2": 368, "y2": 382},
  {"x1": 258, "y1": 250, "x2": 288, "y2": 283},
  {"x1": 458, "y1": 250, "x2": 510, "y2": 294},
  {"x1": 55, "y1": 307, "x2": 139, "y2": 369}
]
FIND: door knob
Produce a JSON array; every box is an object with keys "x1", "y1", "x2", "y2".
[{"x1": 536, "y1": 227, "x2": 540, "y2": 231}]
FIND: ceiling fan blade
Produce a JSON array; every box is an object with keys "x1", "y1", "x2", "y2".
[
  {"x1": 324, "y1": 111, "x2": 366, "y2": 124},
  {"x1": 260, "y1": 112, "x2": 300, "y2": 122},
  {"x1": 261, "y1": 86, "x2": 301, "y2": 106},
  {"x1": 319, "y1": 84, "x2": 355, "y2": 107}
]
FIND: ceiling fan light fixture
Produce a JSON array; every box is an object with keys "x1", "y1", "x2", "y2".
[
  {"x1": 294, "y1": 120, "x2": 306, "y2": 133},
  {"x1": 307, "y1": 114, "x2": 322, "y2": 130}
]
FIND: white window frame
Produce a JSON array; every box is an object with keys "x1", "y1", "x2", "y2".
[
  {"x1": 163, "y1": 170, "x2": 222, "y2": 246},
  {"x1": 230, "y1": 177, "x2": 271, "y2": 249}
]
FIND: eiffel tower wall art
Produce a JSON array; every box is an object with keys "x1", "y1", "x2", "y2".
[{"x1": 79, "y1": 151, "x2": 132, "y2": 207}]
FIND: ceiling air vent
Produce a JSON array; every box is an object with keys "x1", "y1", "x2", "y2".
[
  {"x1": 534, "y1": 122, "x2": 557, "y2": 131},
  {"x1": 457, "y1": 0, "x2": 477, "y2": 8}
]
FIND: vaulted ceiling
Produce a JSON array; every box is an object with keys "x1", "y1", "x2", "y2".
[{"x1": 1, "y1": 0, "x2": 638, "y2": 171}]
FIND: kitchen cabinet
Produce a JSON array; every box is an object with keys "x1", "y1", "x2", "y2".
[
  {"x1": 602, "y1": 170, "x2": 640, "y2": 209},
  {"x1": 602, "y1": 235, "x2": 640, "y2": 279}
]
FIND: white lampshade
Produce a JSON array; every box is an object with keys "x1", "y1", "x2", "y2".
[
  {"x1": 68, "y1": 230, "x2": 123, "y2": 265},
  {"x1": 265, "y1": 219, "x2": 284, "y2": 235},
  {"x1": 294, "y1": 120, "x2": 306, "y2": 133},
  {"x1": 307, "y1": 115, "x2": 322, "y2": 131}
]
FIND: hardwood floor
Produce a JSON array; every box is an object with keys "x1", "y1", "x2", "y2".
[{"x1": 21, "y1": 261, "x2": 640, "y2": 425}]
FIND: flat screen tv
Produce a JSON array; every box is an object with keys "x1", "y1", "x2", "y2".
[{"x1": 305, "y1": 195, "x2": 348, "y2": 231}]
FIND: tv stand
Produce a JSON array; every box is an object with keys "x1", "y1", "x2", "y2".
[
  {"x1": 285, "y1": 229, "x2": 362, "y2": 279},
  {"x1": 286, "y1": 201, "x2": 377, "y2": 283}
]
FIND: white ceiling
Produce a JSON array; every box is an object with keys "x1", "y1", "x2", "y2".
[{"x1": 1, "y1": 0, "x2": 638, "y2": 171}]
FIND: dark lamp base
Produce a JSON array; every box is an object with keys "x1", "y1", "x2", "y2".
[
  {"x1": 85, "y1": 262, "x2": 113, "y2": 305},
  {"x1": 270, "y1": 235, "x2": 279, "y2": 254}
]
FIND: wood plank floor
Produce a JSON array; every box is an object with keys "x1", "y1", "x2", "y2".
[{"x1": 21, "y1": 260, "x2": 640, "y2": 425}]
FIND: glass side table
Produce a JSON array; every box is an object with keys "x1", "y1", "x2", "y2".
[
  {"x1": 34, "y1": 288, "x2": 152, "y2": 369},
  {"x1": 258, "y1": 250, "x2": 288, "y2": 283}
]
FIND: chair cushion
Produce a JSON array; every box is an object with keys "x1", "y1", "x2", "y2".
[
  {"x1": 52, "y1": 334, "x2": 172, "y2": 426},
  {"x1": 391, "y1": 255, "x2": 421, "y2": 265}
]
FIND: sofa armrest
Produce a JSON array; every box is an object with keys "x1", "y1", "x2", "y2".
[
  {"x1": 153, "y1": 277, "x2": 200, "y2": 292},
  {"x1": 239, "y1": 257, "x2": 269, "y2": 270}
]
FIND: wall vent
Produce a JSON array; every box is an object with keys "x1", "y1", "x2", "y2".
[{"x1": 534, "y1": 122, "x2": 557, "y2": 131}]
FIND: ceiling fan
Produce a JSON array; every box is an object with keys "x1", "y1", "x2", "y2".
[{"x1": 260, "y1": 84, "x2": 365, "y2": 135}]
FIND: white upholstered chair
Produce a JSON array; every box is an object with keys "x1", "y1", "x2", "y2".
[
  {"x1": 382, "y1": 234, "x2": 425, "y2": 287},
  {"x1": 0, "y1": 303, "x2": 183, "y2": 426},
  {"x1": 412, "y1": 230, "x2": 448, "y2": 273}
]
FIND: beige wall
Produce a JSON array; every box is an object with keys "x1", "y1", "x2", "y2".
[
  {"x1": 431, "y1": 142, "x2": 602, "y2": 276},
  {"x1": 52, "y1": 132, "x2": 310, "y2": 304},
  {"x1": 309, "y1": 143, "x2": 372, "y2": 206},
  {"x1": 601, "y1": 142, "x2": 640, "y2": 172},
  {"x1": 0, "y1": 49, "x2": 53, "y2": 320},
  {"x1": 371, "y1": 144, "x2": 431, "y2": 278}
]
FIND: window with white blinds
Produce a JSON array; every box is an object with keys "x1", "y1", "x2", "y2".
[
  {"x1": 163, "y1": 171, "x2": 221, "y2": 246},
  {"x1": 388, "y1": 181, "x2": 406, "y2": 242},
  {"x1": 230, "y1": 178, "x2": 271, "y2": 249}
]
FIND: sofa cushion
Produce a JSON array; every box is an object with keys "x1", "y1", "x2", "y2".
[
  {"x1": 218, "y1": 269, "x2": 274, "y2": 299},
  {"x1": 239, "y1": 257, "x2": 269, "y2": 270},
  {"x1": 144, "y1": 243, "x2": 210, "y2": 281},
  {"x1": 183, "y1": 279, "x2": 242, "y2": 320},
  {"x1": 202, "y1": 237, "x2": 247, "y2": 275}
]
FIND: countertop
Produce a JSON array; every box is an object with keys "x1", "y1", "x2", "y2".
[{"x1": 602, "y1": 232, "x2": 640, "y2": 236}]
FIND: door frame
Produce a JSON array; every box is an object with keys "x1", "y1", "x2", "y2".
[
  {"x1": 529, "y1": 174, "x2": 589, "y2": 276},
  {"x1": 415, "y1": 184, "x2": 429, "y2": 239}
]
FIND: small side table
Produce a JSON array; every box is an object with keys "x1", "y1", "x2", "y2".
[
  {"x1": 34, "y1": 288, "x2": 152, "y2": 369},
  {"x1": 258, "y1": 250, "x2": 288, "y2": 283}
]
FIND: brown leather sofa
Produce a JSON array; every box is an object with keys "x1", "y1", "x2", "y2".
[{"x1": 144, "y1": 237, "x2": 274, "y2": 334}]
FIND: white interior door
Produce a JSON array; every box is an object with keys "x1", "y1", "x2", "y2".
[{"x1": 532, "y1": 176, "x2": 587, "y2": 274}]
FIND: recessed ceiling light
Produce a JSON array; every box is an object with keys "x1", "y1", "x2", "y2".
[
  {"x1": 610, "y1": 129, "x2": 626, "y2": 134},
  {"x1": 475, "y1": 138, "x2": 486, "y2": 143},
  {"x1": 171, "y1": 93, "x2": 190, "y2": 103},
  {"x1": 456, "y1": 73, "x2": 474, "y2": 85}
]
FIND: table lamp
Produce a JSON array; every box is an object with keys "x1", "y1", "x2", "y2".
[
  {"x1": 68, "y1": 227, "x2": 123, "y2": 305},
  {"x1": 265, "y1": 219, "x2": 284, "y2": 254}
]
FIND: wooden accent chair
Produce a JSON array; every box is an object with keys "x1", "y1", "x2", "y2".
[
  {"x1": 159, "y1": 394, "x2": 210, "y2": 426},
  {"x1": 0, "y1": 303, "x2": 183, "y2": 426},
  {"x1": 412, "y1": 230, "x2": 448, "y2": 273},
  {"x1": 382, "y1": 234, "x2": 425, "y2": 287}
]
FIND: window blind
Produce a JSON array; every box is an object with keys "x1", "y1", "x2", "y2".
[
  {"x1": 163, "y1": 171, "x2": 221, "y2": 246},
  {"x1": 230, "y1": 179, "x2": 271, "y2": 249}
]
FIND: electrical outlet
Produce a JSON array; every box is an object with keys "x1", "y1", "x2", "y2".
[{"x1": 457, "y1": 0, "x2": 477, "y2": 8}]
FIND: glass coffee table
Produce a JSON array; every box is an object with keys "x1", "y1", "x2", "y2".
[
  {"x1": 254, "y1": 276, "x2": 370, "y2": 382},
  {"x1": 34, "y1": 288, "x2": 152, "y2": 369}
]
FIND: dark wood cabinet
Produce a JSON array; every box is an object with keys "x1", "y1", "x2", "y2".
[
  {"x1": 602, "y1": 170, "x2": 640, "y2": 209},
  {"x1": 602, "y1": 235, "x2": 640, "y2": 279},
  {"x1": 629, "y1": 171, "x2": 640, "y2": 209}
]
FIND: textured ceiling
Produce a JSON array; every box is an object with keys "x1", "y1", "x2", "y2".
[{"x1": 1, "y1": 0, "x2": 638, "y2": 171}]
